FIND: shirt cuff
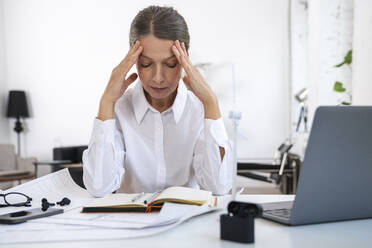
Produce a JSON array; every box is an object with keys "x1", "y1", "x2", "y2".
[
  {"x1": 91, "y1": 118, "x2": 116, "y2": 144},
  {"x1": 204, "y1": 117, "x2": 229, "y2": 147}
]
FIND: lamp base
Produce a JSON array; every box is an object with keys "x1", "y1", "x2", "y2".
[
  {"x1": 13, "y1": 117, "x2": 24, "y2": 157},
  {"x1": 14, "y1": 117, "x2": 24, "y2": 133}
]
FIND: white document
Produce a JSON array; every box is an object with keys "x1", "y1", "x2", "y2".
[
  {"x1": 0, "y1": 202, "x2": 215, "y2": 244},
  {"x1": 0, "y1": 168, "x2": 94, "y2": 216},
  {"x1": 29, "y1": 201, "x2": 216, "y2": 229},
  {"x1": 30, "y1": 207, "x2": 162, "y2": 229}
]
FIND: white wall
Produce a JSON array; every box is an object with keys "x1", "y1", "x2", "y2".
[
  {"x1": 2, "y1": 0, "x2": 290, "y2": 162},
  {"x1": 289, "y1": 0, "x2": 309, "y2": 157},
  {"x1": 352, "y1": 0, "x2": 372, "y2": 105},
  {"x1": 0, "y1": 0, "x2": 10, "y2": 144},
  {"x1": 287, "y1": 0, "x2": 354, "y2": 157},
  {"x1": 307, "y1": 0, "x2": 353, "y2": 126}
]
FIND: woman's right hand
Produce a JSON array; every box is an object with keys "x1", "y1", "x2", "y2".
[{"x1": 98, "y1": 41, "x2": 143, "y2": 121}]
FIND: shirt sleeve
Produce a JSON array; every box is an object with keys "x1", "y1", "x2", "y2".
[
  {"x1": 192, "y1": 117, "x2": 232, "y2": 195},
  {"x1": 82, "y1": 117, "x2": 126, "y2": 197}
]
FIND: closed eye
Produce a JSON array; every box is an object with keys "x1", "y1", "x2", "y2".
[
  {"x1": 140, "y1": 63, "x2": 178, "y2": 69},
  {"x1": 167, "y1": 62, "x2": 178, "y2": 68},
  {"x1": 140, "y1": 63, "x2": 152, "y2": 68}
]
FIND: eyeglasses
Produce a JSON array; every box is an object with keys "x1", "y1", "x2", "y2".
[{"x1": 0, "y1": 192, "x2": 32, "y2": 208}]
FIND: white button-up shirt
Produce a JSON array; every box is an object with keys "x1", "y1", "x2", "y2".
[{"x1": 82, "y1": 80, "x2": 232, "y2": 196}]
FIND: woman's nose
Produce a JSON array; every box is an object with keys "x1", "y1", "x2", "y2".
[{"x1": 152, "y1": 65, "x2": 164, "y2": 84}]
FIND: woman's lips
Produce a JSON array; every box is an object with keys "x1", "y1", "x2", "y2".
[{"x1": 151, "y1": 86, "x2": 167, "y2": 92}]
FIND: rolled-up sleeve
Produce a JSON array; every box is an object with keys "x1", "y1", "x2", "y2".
[
  {"x1": 192, "y1": 117, "x2": 232, "y2": 195},
  {"x1": 82, "y1": 118, "x2": 125, "y2": 197}
]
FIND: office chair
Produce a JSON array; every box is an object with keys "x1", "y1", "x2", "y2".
[
  {"x1": 237, "y1": 141, "x2": 301, "y2": 194},
  {"x1": 53, "y1": 146, "x2": 87, "y2": 189}
]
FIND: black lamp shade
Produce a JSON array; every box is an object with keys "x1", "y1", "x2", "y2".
[{"x1": 6, "y1": 91, "x2": 29, "y2": 118}]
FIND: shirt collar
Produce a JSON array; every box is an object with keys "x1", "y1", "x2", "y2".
[{"x1": 132, "y1": 80, "x2": 187, "y2": 125}]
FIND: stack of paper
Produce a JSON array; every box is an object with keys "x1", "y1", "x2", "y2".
[{"x1": 0, "y1": 169, "x2": 217, "y2": 244}]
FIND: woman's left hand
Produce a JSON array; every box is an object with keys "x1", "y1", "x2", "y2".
[{"x1": 172, "y1": 40, "x2": 221, "y2": 120}]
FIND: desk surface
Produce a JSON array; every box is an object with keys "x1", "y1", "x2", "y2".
[{"x1": 6, "y1": 194, "x2": 372, "y2": 248}]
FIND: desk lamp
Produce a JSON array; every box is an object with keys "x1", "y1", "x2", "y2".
[
  {"x1": 6, "y1": 90, "x2": 30, "y2": 157},
  {"x1": 295, "y1": 88, "x2": 309, "y2": 132}
]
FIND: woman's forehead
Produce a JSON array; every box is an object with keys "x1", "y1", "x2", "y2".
[
  {"x1": 139, "y1": 35, "x2": 175, "y2": 61},
  {"x1": 140, "y1": 54, "x2": 176, "y2": 61}
]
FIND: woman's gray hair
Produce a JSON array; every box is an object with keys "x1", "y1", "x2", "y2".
[{"x1": 129, "y1": 5, "x2": 190, "y2": 51}]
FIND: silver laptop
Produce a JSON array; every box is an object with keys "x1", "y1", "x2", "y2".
[{"x1": 261, "y1": 106, "x2": 372, "y2": 225}]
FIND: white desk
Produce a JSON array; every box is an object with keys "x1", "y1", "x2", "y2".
[{"x1": 5, "y1": 194, "x2": 372, "y2": 248}]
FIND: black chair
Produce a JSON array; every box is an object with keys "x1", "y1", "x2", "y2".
[
  {"x1": 237, "y1": 142, "x2": 301, "y2": 194},
  {"x1": 53, "y1": 145, "x2": 87, "y2": 189}
]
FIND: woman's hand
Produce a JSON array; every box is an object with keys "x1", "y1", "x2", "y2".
[
  {"x1": 171, "y1": 40, "x2": 221, "y2": 120},
  {"x1": 98, "y1": 41, "x2": 143, "y2": 121},
  {"x1": 102, "y1": 40, "x2": 143, "y2": 104},
  {"x1": 172, "y1": 40, "x2": 225, "y2": 159}
]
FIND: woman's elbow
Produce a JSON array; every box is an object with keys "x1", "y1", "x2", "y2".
[{"x1": 83, "y1": 172, "x2": 111, "y2": 197}]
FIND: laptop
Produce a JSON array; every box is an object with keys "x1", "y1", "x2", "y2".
[{"x1": 261, "y1": 106, "x2": 372, "y2": 225}]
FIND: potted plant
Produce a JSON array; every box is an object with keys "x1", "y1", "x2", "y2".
[{"x1": 333, "y1": 50, "x2": 352, "y2": 105}]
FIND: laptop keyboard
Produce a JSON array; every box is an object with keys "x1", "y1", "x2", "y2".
[{"x1": 264, "y1": 208, "x2": 292, "y2": 219}]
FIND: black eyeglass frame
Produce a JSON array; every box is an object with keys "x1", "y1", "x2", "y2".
[{"x1": 0, "y1": 192, "x2": 32, "y2": 207}]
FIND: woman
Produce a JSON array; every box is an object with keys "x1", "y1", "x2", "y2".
[{"x1": 82, "y1": 5, "x2": 231, "y2": 197}]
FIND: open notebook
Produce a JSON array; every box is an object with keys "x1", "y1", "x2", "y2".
[{"x1": 82, "y1": 186, "x2": 217, "y2": 213}]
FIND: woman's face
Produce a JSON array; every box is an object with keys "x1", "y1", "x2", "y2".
[{"x1": 136, "y1": 35, "x2": 182, "y2": 101}]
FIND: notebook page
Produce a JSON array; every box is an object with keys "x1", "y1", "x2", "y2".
[
  {"x1": 85, "y1": 193, "x2": 151, "y2": 207},
  {"x1": 152, "y1": 187, "x2": 212, "y2": 205}
]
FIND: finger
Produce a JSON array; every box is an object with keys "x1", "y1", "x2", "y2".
[
  {"x1": 132, "y1": 45, "x2": 143, "y2": 58},
  {"x1": 171, "y1": 41, "x2": 183, "y2": 62},
  {"x1": 125, "y1": 73, "x2": 138, "y2": 84},
  {"x1": 128, "y1": 40, "x2": 141, "y2": 56},
  {"x1": 176, "y1": 40, "x2": 193, "y2": 70},
  {"x1": 175, "y1": 40, "x2": 186, "y2": 58},
  {"x1": 171, "y1": 44, "x2": 181, "y2": 62},
  {"x1": 120, "y1": 45, "x2": 143, "y2": 76},
  {"x1": 118, "y1": 41, "x2": 141, "y2": 66},
  {"x1": 172, "y1": 41, "x2": 187, "y2": 64},
  {"x1": 172, "y1": 44, "x2": 192, "y2": 76},
  {"x1": 181, "y1": 42, "x2": 188, "y2": 56},
  {"x1": 130, "y1": 45, "x2": 144, "y2": 69}
]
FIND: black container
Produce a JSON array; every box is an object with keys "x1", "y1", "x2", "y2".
[{"x1": 220, "y1": 201, "x2": 262, "y2": 244}]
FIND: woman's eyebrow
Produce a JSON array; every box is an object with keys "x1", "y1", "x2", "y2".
[{"x1": 140, "y1": 54, "x2": 176, "y2": 61}]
